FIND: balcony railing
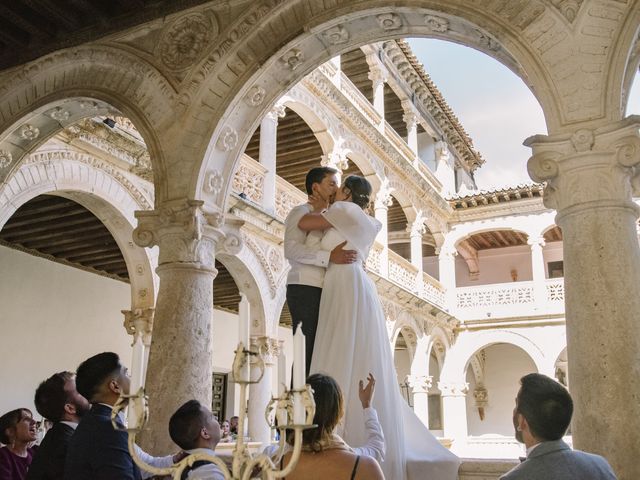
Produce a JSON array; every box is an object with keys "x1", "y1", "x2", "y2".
[
  {"x1": 232, "y1": 154, "x2": 267, "y2": 205},
  {"x1": 455, "y1": 279, "x2": 565, "y2": 320},
  {"x1": 275, "y1": 176, "x2": 306, "y2": 221}
]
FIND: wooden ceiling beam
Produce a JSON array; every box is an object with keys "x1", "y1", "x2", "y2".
[
  {"x1": 0, "y1": 216, "x2": 98, "y2": 238},
  {"x1": 22, "y1": 231, "x2": 114, "y2": 250},
  {"x1": 4, "y1": 223, "x2": 108, "y2": 244},
  {"x1": 3, "y1": 206, "x2": 89, "y2": 228}
]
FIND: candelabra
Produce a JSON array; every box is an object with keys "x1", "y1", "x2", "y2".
[{"x1": 112, "y1": 337, "x2": 316, "y2": 480}]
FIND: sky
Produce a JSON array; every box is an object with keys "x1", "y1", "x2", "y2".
[{"x1": 407, "y1": 38, "x2": 640, "y2": 191}]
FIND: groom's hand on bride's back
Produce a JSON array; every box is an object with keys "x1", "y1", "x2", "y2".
[{"x1": 330, "y1": 241, "x2": 357, "y2": 264}]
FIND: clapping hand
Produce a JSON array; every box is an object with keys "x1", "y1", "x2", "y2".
[{"x1": 358, "y1": 373, "x2": 376, "y2": 409}]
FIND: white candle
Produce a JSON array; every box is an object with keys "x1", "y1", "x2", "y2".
[
  {"x1": 238, "y1": 293, "x2": 250, "y2": 349},
  {"x1": 292, "y1": 326, "x2": 306, "y2": 424},
  {"x1": 278, "y1": 352, "x2": 287, "y2": 396},
  {"x1": 127, "y1": 334, "x2": 144, "y2": 428},
  {"x1": 292, "y1": 326, "x2": 306, "y2": 389}
]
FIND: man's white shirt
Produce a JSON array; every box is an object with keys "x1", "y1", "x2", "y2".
[{"x1": 284, "y1": 203, "x2": 330, "y2": 287}]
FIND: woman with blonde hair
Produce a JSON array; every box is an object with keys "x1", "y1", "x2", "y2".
[{"x1": 280, "y1": 373, "x2": 384, "y2": 480}]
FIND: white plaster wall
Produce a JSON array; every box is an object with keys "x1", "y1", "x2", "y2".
[
  {"x1": 394, "y1": 346, "x2": 411, "y2": 385},
  {"x1": 542, "y1": 241, "x2": 564, "y2": 277},
  {"x1": 456, "y1": 245, "x2": 533, "y2": 287},
  {"x1": 465, "y1": 344, "x2": 537, "y2": 436},
  {"x1": 0, "y1": 246, "x2": 132, "y2": 416}
]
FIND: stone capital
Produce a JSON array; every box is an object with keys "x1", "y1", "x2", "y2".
[
  {"x1": 122, "y1": 308, "x2": 154, "y2": 346},
  {"x1": 367, "y1": 66, "x2": 387, "y2": 86},
  {"x1": 374, "y1": 178, "x2": 394, "y2": 209},
  {"x1": 408, "y1": 211, "x2": 428, "y2": 238},
  {"x1": 438, "y1": 381, "x2": 469, "y2": 397},
  {"x1": 402, "y1": 110, "x2": 418, "y2": 130},
  {"x1": 133, "y1": 199, "x2": 242, "y2": 269},
  {"x1": 526, "y1": 119, "x2": 640, "y2": 219},
  {"x1": 406, "y1": 374, "x2": 433, "y2": 393},
  {"x1": 437, "y1": 244, "x2": 458, "y2": 259},
  {"x1": 321, "y1": 149, "x2": 349, "y2": 172},
  {"x1": 251, "y1": 336, "x2": 280, "y2": 366},
  {"x1": 527, "y1": 236, "x2": 545, "y2": 248},
  {"x1": 265, "y1": 103, "x2": 286, "y2": 123}
]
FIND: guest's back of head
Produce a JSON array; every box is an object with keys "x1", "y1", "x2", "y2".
[{"x1": 517, "y1": 373, "x2": 573, "y2": 441}]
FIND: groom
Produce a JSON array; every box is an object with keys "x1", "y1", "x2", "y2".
[{"x1": 284, "y1": 166, "x2": 357, "y2": 373}]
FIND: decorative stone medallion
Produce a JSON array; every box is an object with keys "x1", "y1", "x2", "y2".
[
  {"x1": 323, "y1": 25, "x2": 349, "y2": 45},
  {"x1": 280, "y1": 48, "x2": 304, "y2": 71},
  {"x1": 19, "y1": 124, "x2": 40, "y2": 141},
  {"x1": 48, "y1": 107, "x2": 70, "y2": 122},
  {"x1": 204, "y1": 169, "x2": 224, "y2": 195},
  {"x1": 424, "y1": 14, "x2": 449, "y2": 33},
  {"x1": 215, "y1": 126, "x2": 238, "y2": 152},
  {"x1": 244, "y1": 85, "x2": 266, "y2": 107},
  {"x1": 377, "y1": 13, "x2": 402, "y2": 31},
  {"x1": 0, "y1": 150, "x2": 12, "y2": 169},
  {"x1": 159, "y1": 13, "x2": 212, "y2": 70}
]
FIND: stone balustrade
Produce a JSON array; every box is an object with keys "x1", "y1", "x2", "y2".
[{"x1": 456, "y1": 279, "x2": 565, "y2": 320}]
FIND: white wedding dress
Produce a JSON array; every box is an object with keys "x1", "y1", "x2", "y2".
[{"x1": 309, "y1": 201, "x2": 460, "y2": 480}]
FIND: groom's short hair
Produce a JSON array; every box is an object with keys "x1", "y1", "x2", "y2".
[{"x1": 305, "y1": 167, "x2": 338, "y2": 194}]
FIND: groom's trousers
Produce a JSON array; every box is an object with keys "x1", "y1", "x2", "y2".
[{"x1": 286, "y1": 284, "x2": 322, "y2": 375}]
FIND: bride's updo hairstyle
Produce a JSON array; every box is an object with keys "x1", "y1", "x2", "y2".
[
  {"x1": 343, "y1": 175, "x2": 372, "y2": 210},
  {"x1": 293, "y1": 373, "x2": 344, "y2": 452}
]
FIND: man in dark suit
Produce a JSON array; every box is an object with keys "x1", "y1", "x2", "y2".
[
  {"x1": 27, "y1": 371, "x2": 90, "y2": 480},
  {"x1": 64, "y1": 352, "x2": 141, "y2": 480},
  {"x1": 501, "y1": 373, "x2": 617, "y2": 480}
]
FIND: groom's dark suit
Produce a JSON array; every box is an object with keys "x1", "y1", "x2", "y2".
[
  {"x1": 64, "y1": 404, "x2": 141, "y2": 480},
  {"x1": 27, "y1": 421, "x2": 74, "y2": 480}
]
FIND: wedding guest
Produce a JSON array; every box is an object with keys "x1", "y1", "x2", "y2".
[
  {"x1": 0, "y1": 408, "x2": 37, "y2": 480},
  {"x1": 64, "y1": 352, "x2": 177, "y2": 480},
  {"x1": 219, "y1": 421, "x2": 232, "y2": 443},
  {"x1": 168, "y1": 400, "x2": 224, "y2": 480},
  {"x1": 501, "y1": 373, "x2": 617, "y2": 480},
  {"x1": 27, "y1": 371, "x2": 90, "y2": 480},
  {"x1": 279, "y1": 374, "x2": 384, "y2": 480},
  {"x1": 228, "y1": 416, "x2": 239, "y2": 436}
]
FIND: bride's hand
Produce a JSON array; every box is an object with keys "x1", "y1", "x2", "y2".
[
  {"x1": 308, "y1": 193, "x2": 329, "y2": 212},
  {"x1": 359, "y1": 373, "x2": 376, "y2": 409}
]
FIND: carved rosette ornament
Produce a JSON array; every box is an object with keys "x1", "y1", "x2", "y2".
[
  {"x1": 159, "y1": 13, "x2": 212, "y2": 70},
  {"x1": 280, "y1": 48, "x2": 304, "y2": 71},
  {"x1": 244, "y1": 86, "x2": 266, "y2": 107},
  {"x1": 122, "y1": 308, "x2": 155, "y2": 346},
  {"x1": 0, "y1": 150, "x2": 12, "y2": 169},
  {"x1": 377, "y1": 13, "x2": 402, "y2": 31},
  {"x1": 424, "y1": 15, "x2": 449, "y2": 33},
  {"x1": 526, "y1": 120, "x2": 640, "y2": 215},
  {"x1": 216, "y1": 126, "x2": 238, "y2": 152},
  {"x1": 19, "y1": 124, "x2": 40, "y2": 141},
  {"x1": 322, "y1": 25, "x2": 349, "y2": 45},
  {"x1": 133, "y1": 199, "x2": 236, "y2": 270},
  {"x1": 406, "y1": 374, "x2": 433, "y2": 394},
  {"x1": 203, "y1": 170, "x2": 224, "y2": 196}
]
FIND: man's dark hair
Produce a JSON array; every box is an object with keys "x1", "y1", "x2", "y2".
[
  {"x1": 169, "y1": 400, "x2": 207, "y2": 450},
  {"x1": 517, "y1": 373, "x2": 573, "y2": 441},
  {"x1": 34, "y1": 371, "x2": 74, "y2": 422},
  {"x1": 0, "y1": 408, "x2": 31, "y2": 444},
  {"x1": 75, "y1": 352, "x2": 121, "y2": 402},
  {"x1": 305, "y1": 167, "x2": 338, "y2": 195},
  {"x1": 291, "y1": 374, "x2": 344, "y2": 451},
  {"x1": 342, "y1": 175, "x2": 372, "y2": 209}
]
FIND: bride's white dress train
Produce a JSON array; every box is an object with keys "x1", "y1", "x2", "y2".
[{"x1": 309, "y1": 202, "x2": 460, "y2": 480}]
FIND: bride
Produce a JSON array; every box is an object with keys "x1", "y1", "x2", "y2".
[{"x1": 299, "y1": 175, "x2": 460, "y2": 480}]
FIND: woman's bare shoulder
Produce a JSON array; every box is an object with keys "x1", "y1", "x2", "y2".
[{"x1": 355, "y1": 455, "x2": 385, "y2": 480}]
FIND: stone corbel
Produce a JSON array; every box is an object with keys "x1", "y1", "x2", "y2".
[
  {"x1": 473, "y1": 385, "x2": 489, "y2": 421},
  {"x1": 374, "y1": 177, "x2": 394, "y2": 209},
  {"x1": 122, "y1": 308, "x2": 154, "y2": 347}
]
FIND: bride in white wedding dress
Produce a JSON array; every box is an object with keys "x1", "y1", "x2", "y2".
[{"x1": 299, "y1": 175, "x2": 460, "y2": 480}]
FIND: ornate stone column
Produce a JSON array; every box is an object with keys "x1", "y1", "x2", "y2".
[
  {"x1": 527, "y1": 236, "x2": 547, "y2": 307},
  {"x1": 133, "y1": 199, "x2": 240, "y2": 453},
  {"x1": 122, "y1": 308, "x2": 154, "y2": 381},
  {"x1": 259, "y1": 104, "x2": 286, "y2": 214},
  {"x1": 367, "y1": 65, "x2": 387, "y2": 128},
  {"x1": 527, "y1": 119, "x2": 640, "y2": 479},
  {"x1": 248, "y1": 336, "x2": 279, "y2": 446},
  {"x1": 438, "y1": 381, "x2": 469, "y2": 444},
  {"x1": 437, "y1": 244, "x2": 458, "y2": 313},
  {"x1": 406, "y1": 374, "x2": 432, "y2": 427},
  {"x1": 374, "y1": 179, "x2": 393, "y2": 276}
]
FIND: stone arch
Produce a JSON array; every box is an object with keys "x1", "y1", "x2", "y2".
[
  {"x1": 390, "y1": 311, "x2": 422, "y2": 360},
  {"x1": 446, "y1": 215, "x2": 541, "y2": 251},
  {"x1": 0, "y1": 44, "x2": 175, "y2": 201},
  {"x1": 426, "y1": 325, "x2": 452, "y2": 371},
  {"x1": 0, "y1": 146, "x2": 156, "y2": 310},
  {"x1": 279, "y1": 94, "x2": 336, "y2": 156},
  {"x1": 609, "y1": 9, "x2": 640, "y2": 118},
  {"x1": 440, "y1": 329, "x2": 546, "y2": 384},
  {"x1": 192, "y1": 2, "x2": 568, "y2": 213}
]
